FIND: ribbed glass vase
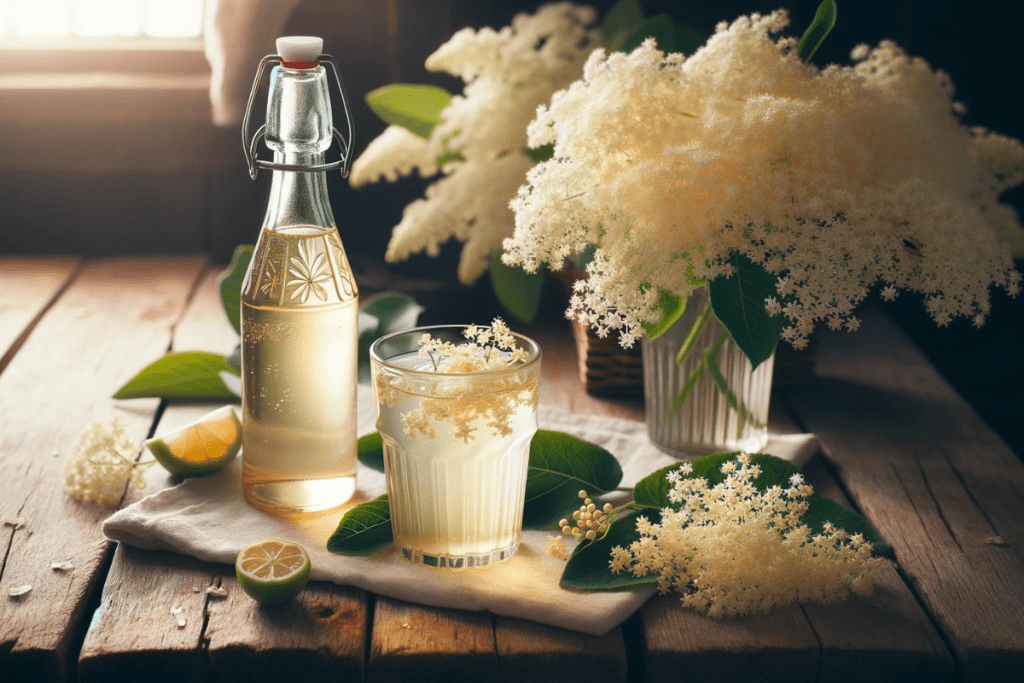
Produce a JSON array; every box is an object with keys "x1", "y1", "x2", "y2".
[{"x1": 642, "y1": 286, "x2": 774, "y2": 457}]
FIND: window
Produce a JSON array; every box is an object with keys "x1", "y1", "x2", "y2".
[{"x1": 0, "y1": 0, "x2": 204, "y2": 38}]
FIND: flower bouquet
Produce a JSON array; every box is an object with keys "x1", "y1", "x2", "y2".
[
  {"x1": 502, "y1": 3, "x2": 1024, "y2": 455},
  {"x1": 350, "y1": 1, "x2": 705, "y2": 326}
]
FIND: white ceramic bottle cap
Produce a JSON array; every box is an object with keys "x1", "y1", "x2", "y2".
[{"x1": 276, "y1": 36, "x2": 323, "y2": 64}]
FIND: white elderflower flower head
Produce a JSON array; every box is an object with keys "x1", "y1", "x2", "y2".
[
  {"x1": 64, "y1": 415, "x2": 147, "y2": 506},
  {"x1": 352, "y1": 3, "x2": 600, "y2": 284},
  {"x1": 610, "y1": 454, "x2": 883, "y2": 616},
  {"x1": 349, "y1": 125, "x2": 438, "y2": 187},
  {"x1": 505, "y1": 10, "x2": 1023, "y2": 347}
]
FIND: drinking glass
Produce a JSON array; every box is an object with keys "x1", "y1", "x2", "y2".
[{"x1": 369, "y1": 326, "x2": 541, "y2": 569}]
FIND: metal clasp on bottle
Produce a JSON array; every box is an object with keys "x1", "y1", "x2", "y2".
[{"x1": 241, "y1": 54, "x2": 355, "y2": 180}]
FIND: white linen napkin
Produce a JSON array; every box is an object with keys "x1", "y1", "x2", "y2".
[{"x1": 103, "y1": 387, "x2": 817, "y2": 636}]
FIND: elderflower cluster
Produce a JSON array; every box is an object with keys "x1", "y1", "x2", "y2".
[
  {"x1": 64, "y1": 415, "x2": 147, "y2": 506},
  {"x1": 351, "y1": 3, "x2": 599, "y2": 284},
  {"x1": 609, "y1": 455, "x2": 881, "y2": 617},
  {"x1": 504, "y1": 10, "x2": 1024, "y2": 348},
  {"x1": 375, "y1": 319, "x2": 539, "y2": 443}
]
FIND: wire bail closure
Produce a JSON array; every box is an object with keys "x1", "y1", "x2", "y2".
[{"x1": 241, "y1": 54, "x2": 355, "y2": 180}]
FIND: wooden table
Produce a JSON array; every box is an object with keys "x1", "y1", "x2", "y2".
[{"x1": 2, "y1": 254, "x2": 1023, "y2": 682}]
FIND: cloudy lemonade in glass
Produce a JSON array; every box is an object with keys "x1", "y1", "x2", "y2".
[{"x1": 370, "y1": 322, "x2": 540, "y2": 569}]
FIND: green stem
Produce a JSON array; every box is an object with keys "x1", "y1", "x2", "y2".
[
  {"x1": 668, "y1": 329, "x2": 729, "y2": 418},
  {"x1": 675, "y1": 301, "x2": 713, "y2": 365}
]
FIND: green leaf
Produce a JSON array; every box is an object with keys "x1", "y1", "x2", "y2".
[
  {"x1": 524, "y1": 143, "x2": 554, "y2": 163},
  {"x1": 633, "y1": 452, "x2": 801, "y2": 508},
  {"x1": 621, "y1": 13, "x2": 676, "y2": 52},
  {"x1": 326, "y1": 495, "x2": 393, "y2": 555},
  {"x1": 640, "y1": 288, "x2": 686, "y2": 340},
  {"x1": 707, "y1": 252, "x2": 787, "y2": 369},
  {"x1": 358, "y1": 432, "x2": 384, "y2": 471},
  {"x1": 113, "y1": 351, "x2": 238, "y2": 401},
  {"x1": 797, "y1": 0, "x2": 838, "y2": 64},
  {"x1": 366, "y1": 84, "x2": 454, "y2": 139},
  {"x1": 601, "y1": 0, "x2": 645, "y2": 51},
  {"x1": 804, "y1": 494, "x2": 893, "y2": 558},
  {"x1": 489, "y1": 253, "x2": 545, "y2": 325},
  {"x1": 522, "y1": 430, "x2": 623, "y2": 529},
  {"x1": 358, "y1": 292, "x2": 424, "y2": 383},
  {"x1": 560, "y1": 510, "x2": 660, "y2": 589},
  {"x1": 218, "y1": 245, "x2": 253, "y2": 336}
]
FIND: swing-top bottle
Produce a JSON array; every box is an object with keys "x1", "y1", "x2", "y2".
[{"x1": 239, "y1": 36, "x2": 358, "y2": 513}]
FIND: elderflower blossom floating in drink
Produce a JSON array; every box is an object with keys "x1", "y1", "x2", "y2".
[{"x1": 370, "y1": 319, "x2": 541, "y2": 569}]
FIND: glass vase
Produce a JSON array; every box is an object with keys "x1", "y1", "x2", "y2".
[{"x1": 641, "y1": 286, "x2": 774, "y2": 457}]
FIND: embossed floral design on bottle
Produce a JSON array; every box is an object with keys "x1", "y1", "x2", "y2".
[{"x1": 287, "y1": 239, "x2": 331, "y2": 303}]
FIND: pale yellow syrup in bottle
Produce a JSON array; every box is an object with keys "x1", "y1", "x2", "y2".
[
  {"x1": 241, "y1": 226, "x2": 358, "y2": 512},
  {"x1": 239, "y1": 36, "x2": 359, "y2": 512}
]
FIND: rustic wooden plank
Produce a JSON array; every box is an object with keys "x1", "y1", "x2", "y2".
[
  {"x1": 797, "y1": 457, "x2": 954, "y2": 682},
  {"x1": 770, "y1": 402, "x2": 954, "y2": 682},
  {"x1": 0, "y1": 256, "x2": 81, "y2": 373},
  {"x1": 78, "y1": 546, "x2": 217, "y2": 683},
  {"x1": 79, "y1": 267, "x2": 368, "y2": 680},
  {"x1": 369, "y1": 597, "x2": 502, "y2": 683},
  {"x1": 493, "y1": 617, "x2": 627, "y2": 683},
  {"x1": 0, "y1": 255, "x2": 206, "y2": 682},
  {"x1": 786, "y1": 307, "x2": 1024, "y2": 681},
  {"x1": 205, "y1": 578, "x2": 368, "y2": 682},
  {"x1": 366, "y1": 320, "x2": 633, "y2": 683}
]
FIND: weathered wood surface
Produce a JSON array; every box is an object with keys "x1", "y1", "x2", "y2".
[
  {"x1": 4, "y1": 256, "x2": 1024, "y2": 682},
  {"x1": 79, "y1": 267, "x2": 369, "y2": 681},
  {"x1": 366, "y1": 325, "x2": 630, "y2": 683},
  {"x1": 786, "y1": 308, "x2": 1024, "y2": 681},
  {"x1": 0, "y1": 256, "x2": 80, "y2": 372},
  {"x1": 0, "y1": 256, "x2": 205, "y2": 682},
  {"x1": 637, "y1": 404, "x2": 951, "y2": 683}
]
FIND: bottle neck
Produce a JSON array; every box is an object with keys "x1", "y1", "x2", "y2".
[
  {"x1": 262, "y1": 66, "x2": 336, "y2": 233},
  {"x1": 263, "y1": 152, "x2": 335, "y2": 232}
]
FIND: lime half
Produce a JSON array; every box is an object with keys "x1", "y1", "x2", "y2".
[
  {"x1": 145, "y1": 405, "x2": 241, "y2": 477},
  {"x1": 236, "y1": 539, "x2": 311, "y2": 605}
]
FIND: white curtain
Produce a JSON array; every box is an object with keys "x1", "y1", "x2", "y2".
[{"x1": 203, "y1": 0, "x2": 304, "y2": 126}]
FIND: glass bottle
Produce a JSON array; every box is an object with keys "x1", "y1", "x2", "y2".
[{"x1": 239, "y1": 37, "x2": 358, "y2": 513}]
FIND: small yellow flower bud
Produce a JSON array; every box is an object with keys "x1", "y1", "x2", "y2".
[
  {"x1": 561, "y1": 525, "x2": 571, "y2": 535},
  {"x1": 603, "y1": 503, "x2": 613, "y2": 513},
  {"x1": 585, "y1": 530, "x2": 596, "y2": 540},
  {"x1": 578, "y1": 490, "x2": 587, "y2": 499},
  {"x1": 571, "y1": 527, "x2": 580, "y2": 535},
  {"x1": 584, "y1": 498, "x2": 592, "y2": 505},
  {"x1": 559, "y1": 518, "x2": 568, "y2": 528},
  {"x1": 587, "y1": 503, "x2": 596, "y2": 512}
]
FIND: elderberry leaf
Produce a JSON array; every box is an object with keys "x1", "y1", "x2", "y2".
[
  {"x1": 522, "y1": 430, "x2": 623, "y2": 529},
  {"x1": 327, "y1": 495, "x2": 393, "y2": 555},
  {"x1": 707, "y1": 252, "x2": 787, "y2": 369},
  {"x1": 358, "y1": 432, "x2": 384, "y2": 472},
  {"x1": 560, "y1": 510, "x2": 660, "y2": 589}
]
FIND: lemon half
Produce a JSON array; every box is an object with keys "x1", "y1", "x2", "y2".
[{"x1": 145, "y1": 405, "x2": 241, "y2": 477}]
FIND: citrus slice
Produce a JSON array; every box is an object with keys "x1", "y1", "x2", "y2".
[
  {"x1": 145, "y1": 405, "x2": 241, "y2": 477},
  {"x1": 235, "y1": 539, "x2": 311, "y2": 605}
]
